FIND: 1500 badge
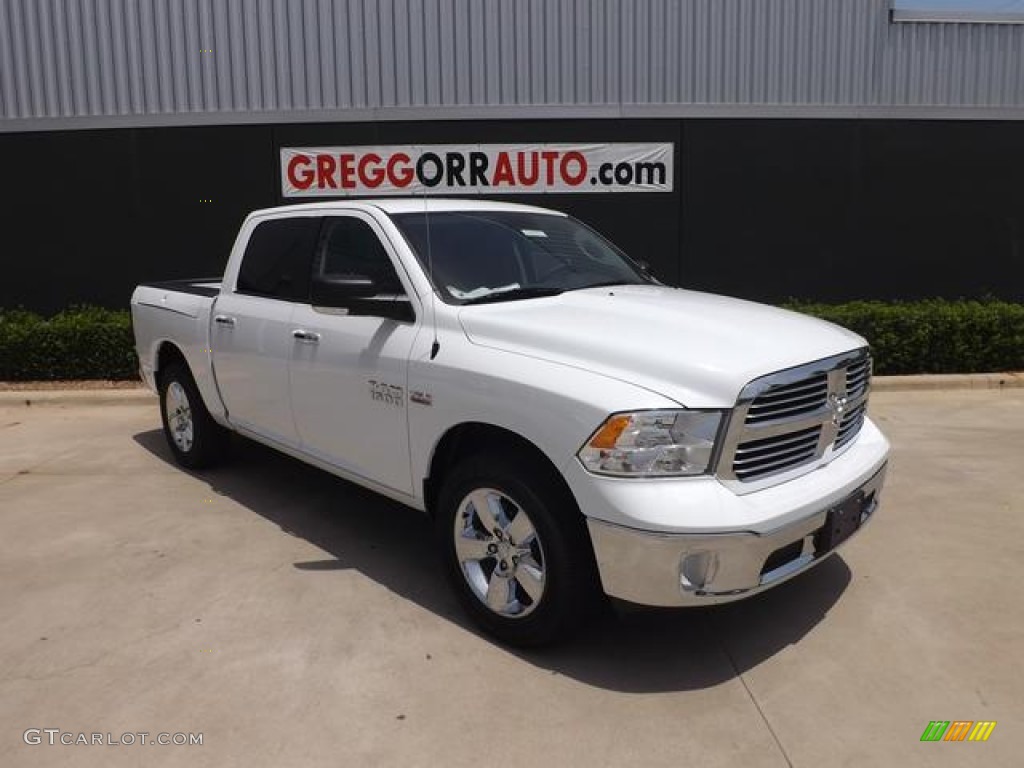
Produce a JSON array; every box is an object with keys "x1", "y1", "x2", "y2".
[{"x1": 369, "y1": 380, "x2": 404, "y2": 407}]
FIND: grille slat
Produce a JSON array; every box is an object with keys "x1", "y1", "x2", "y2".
[
  {"x1": 845, "y1": 360, "x2": 872, "y2": 400},
  {"x1": 753, "y1": 376, "x2": 828, "y2": 401},
  {"x1": 732, "y1": 426, "x2": 822, "y2": 478},
  {"x1": 746, "y1": 402, "x2": 825, "y2": 424},
  {"x1": 726, "y1": 353, "x2": 873, "y2": 483},
  {"x1": 734, "y1": 440, "x2": 820, "y2": 467},
  {"x1": 748, "y1": 388, "x2": 827, "y2": 411},
  {"x1": 835, "y1": 403, "x2": 867, "y2": 449},
  {"x1": 735, "y1": 426, "x2": 822, "y2": 454},
  {"x1": 735, "y1": 448, "x2": 818, "y2": 480},
  {"x1": 838, "y1": 421, "x2": 862, "y2": 440},
  {"x1": 745, "y1": 373, "x2": 829, "y2": 424},
  {"x1": 835, "y1": 425, "x2": 863, "y2": 449},
  {"x1": 838, "y1": 403, "x2": 866, "y2": 427}
]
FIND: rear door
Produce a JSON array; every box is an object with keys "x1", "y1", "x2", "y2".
[
  {"x1": 288, "y1": 212, "x2": 420, "y2": 494},
  {"x1": 213, "y1": 216, "x2": 319, "y2": 447}
]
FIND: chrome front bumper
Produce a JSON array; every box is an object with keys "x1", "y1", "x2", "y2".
[{"x1": 586, "y1": 463, "x2": 887, "y2": 607}]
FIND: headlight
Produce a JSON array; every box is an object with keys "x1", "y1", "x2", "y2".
[{"x1": 577, "y1": 410, "x2": 724, "y2": 477}]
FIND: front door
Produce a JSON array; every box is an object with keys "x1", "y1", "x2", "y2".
[{"x1": 289, "y1": 213, "x2": 419, "y2": 495}]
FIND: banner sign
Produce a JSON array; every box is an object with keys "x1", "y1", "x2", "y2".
[{"x1": 281, "y1": 143, "x2": 673, "y2": 197}]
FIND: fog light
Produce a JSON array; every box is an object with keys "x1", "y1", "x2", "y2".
[{"x1": 680, "y1": 550, "x2": 719, "y2": 591}]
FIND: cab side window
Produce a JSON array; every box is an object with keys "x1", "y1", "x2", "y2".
[
  {"x1": 316, "y1": 217, "x2": 404, "y2": 294},
  {"x1": 236, "y1": 217, "x2": 319, "y2": 300}
]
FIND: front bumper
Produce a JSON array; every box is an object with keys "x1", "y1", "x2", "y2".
[{"x1": 574, "y1": 418, "x2": 890, "y2": 606}]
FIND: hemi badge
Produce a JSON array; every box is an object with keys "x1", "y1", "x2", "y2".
[{"x1": 410, "y1": 391, "x2": 433, "y2": 406}]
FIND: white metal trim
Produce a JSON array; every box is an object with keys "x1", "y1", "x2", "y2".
[
  {"x1": 891, "y1": 9, "x2": 1024, "y2": 25},
  {"x1": 6, "y1": 102, "x2": 1024, "y2": 134}
]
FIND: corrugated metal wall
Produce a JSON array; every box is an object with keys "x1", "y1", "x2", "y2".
[{"x1": 2, "y1": 0, "x2": 1024, "y2": 132}]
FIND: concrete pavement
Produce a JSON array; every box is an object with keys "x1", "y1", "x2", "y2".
[{"x1": 0, "y1": 390, "x2": 1021, "y2": 767}]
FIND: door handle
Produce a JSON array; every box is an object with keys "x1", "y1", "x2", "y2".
[
  {"x1": 292, "y1": 329, "x2": 321, "y2": 344},
  {"x1": 214, "y1": 314, "x2": 236, "y2": 327}
]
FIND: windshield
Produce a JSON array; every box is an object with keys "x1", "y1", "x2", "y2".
[{"x1": 390, "y1": 211, "x2": 652, "y2": 304}]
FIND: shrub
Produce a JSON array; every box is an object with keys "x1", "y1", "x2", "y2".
[
  {"x1": 0, "y1": 300, "x2": 1022, "y2": 380},
  {"x1": 0, "y1": 306, "x2": 137, "y2": 381},
  {"x1": 783, "y1": 299, "x2": 1024, "y2": 375}
]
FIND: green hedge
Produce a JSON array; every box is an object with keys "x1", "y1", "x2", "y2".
[
  {"x1": 1, "y1": 300, "x2": 1022, "y2": 380},
  {"x1": 782, "y1": 299, "x2": 1024, "y2": 375},
  {"x1": 0, "y1": 306, "x2": 138, "y2": 381}
]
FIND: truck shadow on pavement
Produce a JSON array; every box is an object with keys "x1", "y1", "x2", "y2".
[{"x1": 134, "y1": 429, "x2": 852, "y2": 694}]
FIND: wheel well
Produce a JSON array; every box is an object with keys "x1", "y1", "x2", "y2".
[
  {"x1": 423, "y1": 423, "x2": 576, "y2": 518},
  {"x1": 155, "y1": 342, "x2": 187, "y2": 383}
]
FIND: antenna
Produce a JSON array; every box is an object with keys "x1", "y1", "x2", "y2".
[{"x1": 423, "y1": 184, "x2": 440, "y2": 360}]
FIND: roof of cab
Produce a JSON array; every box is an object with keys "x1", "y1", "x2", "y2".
[{"x1": 248, "y1": 198, "x2": 568, "y2": 218}]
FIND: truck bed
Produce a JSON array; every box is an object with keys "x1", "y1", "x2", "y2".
[
  {"x1": 130, "y1": 279, "x2": 223, "y2": 403},
  {"x1": 139, "y1": 278, "x2": 222, "y2": 298}
]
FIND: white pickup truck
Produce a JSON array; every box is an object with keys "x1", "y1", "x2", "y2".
[{"x1": 131, "y1": 199, "x2": 889, "y2": 646}]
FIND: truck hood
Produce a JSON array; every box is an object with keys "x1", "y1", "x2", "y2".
[{"x1": 457, "y1": 285, "x2": 865, "y2": 407}]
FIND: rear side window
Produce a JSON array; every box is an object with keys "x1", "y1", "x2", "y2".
[{"x1": 237, "y1": 217, "x2": 319, "y2": 300}]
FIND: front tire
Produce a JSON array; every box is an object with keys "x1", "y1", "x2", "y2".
[
  {"x1": 436, "y1": 453, "x2": 600, "y2": 646},
  {"x1": 158, "y1": 360, "x2": 229, "y2": 469}
]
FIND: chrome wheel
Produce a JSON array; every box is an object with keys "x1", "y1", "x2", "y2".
[
  {"x1": 165, "y1": 381, "x2": 194, "y2": 453},
  {"x1": 453, "y1": 488, "x2": 547, "y2": 619}
]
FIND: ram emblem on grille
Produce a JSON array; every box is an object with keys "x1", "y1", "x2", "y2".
[{"x1": 826, "y1": 393, "x2": 848, "y2": 427}]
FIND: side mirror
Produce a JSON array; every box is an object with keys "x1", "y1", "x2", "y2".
[
  {"x1": 310, "y1": 274, "x2": 415, "y2": 322},
  {"x1": 635, "y1": 259, "x2": 652, "y2": 276},
  {"x1": 310, "y1": 274, "x2": 377, "y2": 307}
]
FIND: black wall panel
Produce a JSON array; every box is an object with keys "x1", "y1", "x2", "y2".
[
  {"x1": 683, "y1": 120, "x2": 1024, "y2": 302},
  {"x1": 0, "y1": 125, "x2": 274, "y2": 313},
  {"x1": 1, "y1": 118, "x2": 1021, "y2": 314}
]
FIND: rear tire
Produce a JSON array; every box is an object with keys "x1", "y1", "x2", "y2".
[
  {"x1": 436, "y1": 452, "x2": 601, "y2": 647},
  {"x1": 158, "y1": 360, "x2": 229, "y2": 469}
]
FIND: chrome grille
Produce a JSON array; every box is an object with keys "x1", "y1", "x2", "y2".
[{"x1": 717, "y1": 349, "x2": 872, "y2": 490}]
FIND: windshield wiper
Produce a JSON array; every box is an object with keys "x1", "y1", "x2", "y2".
[
  {"x1": 460, "y1": 287, "x2": 565, "y2": 305},
  {"x1": 565, "y1": 280, "x2": 638, "y2": 291}
]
